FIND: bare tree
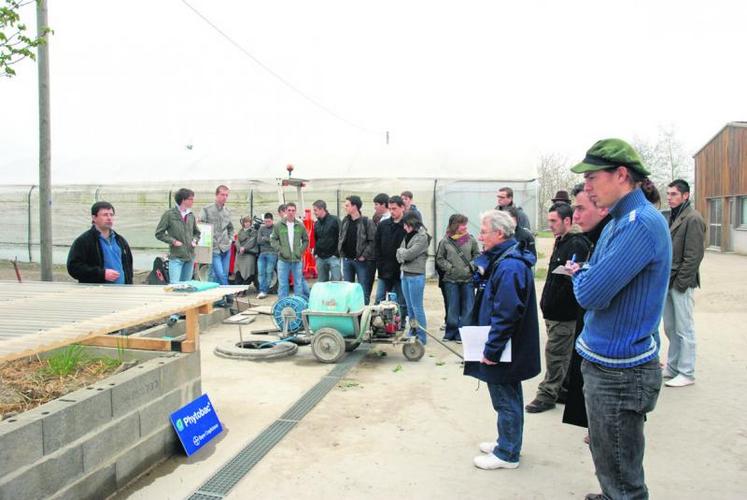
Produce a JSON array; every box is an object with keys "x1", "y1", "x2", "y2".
[
  {"x1": 633, "y1": 125, "x2": 694, "y2": 196},
  {"x1": 537, "y1": 153, "x2": 578, "y2": 215}
]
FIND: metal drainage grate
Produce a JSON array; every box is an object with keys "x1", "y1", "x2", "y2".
[{"x1": 189, "y1": 346, "x2": 369, "y2": 499}]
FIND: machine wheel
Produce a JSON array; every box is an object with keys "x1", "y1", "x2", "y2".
[
  {"x1": 402, "y1": 340, "x2": 425, "y2": 361},
  {"x1": 345, "y1": 340, "x2": 361, "y2": 352},
  {"x1": 311, "y1": 328, "x2": 346, "y2": 364},
  {"x1": 214, "y1": 340, "x2": 298, "y2": 361}
]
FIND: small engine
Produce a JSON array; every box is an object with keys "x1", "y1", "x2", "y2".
[{"x1": 369, "y1": 295, "x2": 401, "y2": 337}]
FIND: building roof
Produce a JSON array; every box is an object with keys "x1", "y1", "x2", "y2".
[{"x1": 693, "y1": 122, "x2": 747, "y2": 157}]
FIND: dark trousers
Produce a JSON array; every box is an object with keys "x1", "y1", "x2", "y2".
[
  {"x1": 582, "y1": 358, "x2": 662, "y2": 500},
  {"x1": 343, "y1": 258, "x2": 373, "y2": 305},
  {"x1": 443, "y1": 282, "x2": 474, "y2": 340}
]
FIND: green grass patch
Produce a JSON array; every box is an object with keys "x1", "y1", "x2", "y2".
[
  {"x1": 536, "y1": 230, "x2": 553, "y2": 238},
  {"x1": 534, "y1": 268, "x2": 548, "y2": 280},
  {"x1": 42, "y1": 344, "x2": 122, "y2": 378}
]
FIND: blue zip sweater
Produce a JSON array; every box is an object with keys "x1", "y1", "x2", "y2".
[{"x1": 573, "y1": 188, "x2": 672, "y2": 368}]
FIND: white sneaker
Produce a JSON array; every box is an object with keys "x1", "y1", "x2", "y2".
[
  {"x1": 257, "y1": 292, "x2": 267, "y2": 299},
  {"x1": 661, "y1": 366, "x2": 676, "y2": 378},
  {"x1": 479, "y1": 442, "x2": 496, "y2": 454},
  {"x1": 665, "y1": 374, "x2": 695, "y2": 387},
  {"x1": 473, "y1": 453, "x2": 519, "y2": 470}
]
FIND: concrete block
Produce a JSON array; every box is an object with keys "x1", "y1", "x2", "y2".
[
  {"x1": 161, "y1": 352, "x2": 201, "y2": 394},
  {"x1": 0, "y1": 416, "x2": 44, "y2": 478},
  {"x1": 51, "y1": 463, "x2": 116, "y2": 500},
  {"x1": 138, "y1": 388, "x2": 181, "y2": 437},
  {"x1": 41, "y1": 386, "x2": 113, "y2": 454},
  {"x1": 0, "y1": 444, "x2": 83, "y2": 500},
  {"x1": 115, "y1": 428, "x2": 167, "y2": 489},
  {"x1": 110, "y1": 359, "x2": 163, "y2": 418},
  {"x1": 81, "y1": 412, "x2": 140, "y2": 473},
  {"x1": 189, "y1": 377, "x2": 203, "y2": 401}
]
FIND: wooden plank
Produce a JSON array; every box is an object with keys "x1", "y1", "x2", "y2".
[
  {"x1": 80, "y1": 335, "x2": 173, "y2": 351},
  {"x1": 182, "y1": 308, "x2": 200, "y2": 353}
]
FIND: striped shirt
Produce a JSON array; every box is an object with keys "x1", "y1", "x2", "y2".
[{"x1": 573, "y1": 188, "x2": 672, "y2": 368}]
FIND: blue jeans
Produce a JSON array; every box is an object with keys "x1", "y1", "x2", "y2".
[
  {"x1": 316, "y1": 256, "x2": 341, "y2": 282},
  {"x1": 277, "y1": 259, "x2": 309, "y2": 300},
  {"x1": 168, "y1": 257, "x2": 194, "y2": 284},
  {"x1": 210, "y1": 250, "x2": 231, "y2": 285},
  {"x1": 487, "y1": 382, "x2": 523, "y2": 463},
  {"x1": 401, "y1": 273, "x2": 426, "y2": 344},
  {"x1": 257, "y1": 252, "x2": 278, "y2": 293},
  {"x1": 582, "y1": 358, "x2": 662, "y2": 500},
  {"x1": 662, "y1": 287, "x2": 696, "y2": 378},
  {"x1": 343, "y1": 258, "x2": 373, "y2": 305},
  {"x1": 444, "y1": 282, "x2": 474, "y2": 341},
  {"x1": 375, "y1": 276, "x2": 407, "y2": 321}
]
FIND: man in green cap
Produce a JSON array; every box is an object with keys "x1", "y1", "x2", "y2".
[{"x1": 564, "y1": 138, "x2": 671, "y2": 500}]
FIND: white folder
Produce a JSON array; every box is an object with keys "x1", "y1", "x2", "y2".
[{"x1": 459, "y1": 325, "x2": 512, "y2": 362}]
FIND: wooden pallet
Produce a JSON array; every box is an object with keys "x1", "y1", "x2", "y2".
[{"x1": 0, "y1": 281, "x2": 247, "y2": 362}]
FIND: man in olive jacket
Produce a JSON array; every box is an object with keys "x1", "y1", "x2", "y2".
[
  {"x1": 155, "y1": 188, "x2": 201, "y2": 283},
  {"x1": 662, "y1": 179, "x2": 706, "y2": 388},
  {"x1": 270, "y1": 202, "x2": 310, "y2": 299}
]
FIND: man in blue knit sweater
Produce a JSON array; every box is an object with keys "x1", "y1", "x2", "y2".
[{"x1": 566, "y1": 139, "x2": 672, "y2": 500}]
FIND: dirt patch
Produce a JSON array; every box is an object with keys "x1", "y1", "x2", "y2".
[{"x1": 0, "y1": 355, "x2": 124, "y2": 419}]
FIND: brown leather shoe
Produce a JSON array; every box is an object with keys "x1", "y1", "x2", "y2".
[{"x1": 524, "y1": 399, "x2": 556, "y2": 413}]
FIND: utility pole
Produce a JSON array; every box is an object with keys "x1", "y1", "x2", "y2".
[{"x1": 37, "y1": 0, "x2": 53, "y2": 281}]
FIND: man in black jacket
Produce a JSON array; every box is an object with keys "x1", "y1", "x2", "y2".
[
  {"x1": 374, "y1": 195, "x2": 407, "y2": 318},
  {"x1": 312, "y1": 200, "x2": 341, "y2": 282},
  {"x1": 526, "y1": 202, "x2": 590, "y2": 413},
  {"x1": 562, "y1": 183, "x2": 611, "y2": 429},
  {"x1": 338, "y1": 195, "x2": 376, "y2": 304},
  {"x1": 67, "y1": 201, "x2": 134, "y2": 284}
]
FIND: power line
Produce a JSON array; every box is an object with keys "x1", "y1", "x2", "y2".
[{"x1": 181, "y1": 0, "x2": 380, "y2": 136}]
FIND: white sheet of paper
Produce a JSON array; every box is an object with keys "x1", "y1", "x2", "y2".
[
  {"x1": 551, "y1": 264, "x2": 574, "y2": 276},
  {"x1": 459, "y1": 326, "x2": 512, "y2": 362}
]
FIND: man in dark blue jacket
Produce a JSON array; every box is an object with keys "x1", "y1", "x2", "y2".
[{"x1": 465, "y1": 209, "x2": 540, "y2": 470}]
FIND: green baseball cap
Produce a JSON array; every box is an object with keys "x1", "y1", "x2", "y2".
[{"x1": 571, "y1": 138, "x2": 650, "y2": 176}]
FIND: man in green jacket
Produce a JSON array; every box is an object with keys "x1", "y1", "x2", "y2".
[
  {"x1": 662, "y1": 179, "x2": 706, "y2": 388},
  {"x1": 270, "y1": 202, "x2": 310, "y2": 299},
  {"x1": 155, "y1": 188, "x2": 200, "y2": 283}
]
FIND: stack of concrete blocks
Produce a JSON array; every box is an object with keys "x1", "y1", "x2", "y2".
[{"x1": 0, "y1": 350, "x2": 201, "y2": 499}]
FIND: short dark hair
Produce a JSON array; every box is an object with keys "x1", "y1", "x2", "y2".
[
  {"x1": 174, "y1": 188, "x2": 194, "y2": 205},
  {"x1": 263, "y1": 212, "x2": 274, "y2": 220},
  {"x1": 400, "y1": 190, "x2": 414, "y2": 199},
  {"x1": 312, "y1": 200, "x2": 327, "y2": 210},
  {"x1": 278, "y1": 204, "x2": 287, "y2": 213},
  {"x1": 571, "y1": 183, "x2": 585, "y2": 197},
  {"x1": 373, "y1": 193, "x2": 389, "y2": 205},
  {"x1": 286, "y1": 202, "x2": 297, "y2": 209},
  {"x1": 549, "y1": 202, "x2": 573, "y2": 221},
  {"x1": 346, "y1": 195, "x2": 362, "y2": 211},
  {"x1": 91, "y1": 201, "x2": 114, "y2": 216},
  {"x1": 388, "y1": 195, "x2": 405, "y2": 207},
  {"x1": 215, "y1": 184, "x2": 229, "y2": 195},
  {"x1": 446, "y1": 214, "x2": 468, "y2": 234},
  {"x1": 499, "y1": 187, "x2": 514, "y2": 199},
  {"x1": 668, "y1": 179, "x2": 690, "y2": 194}
]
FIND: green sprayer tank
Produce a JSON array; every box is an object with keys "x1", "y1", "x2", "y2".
[{"x1": 307, "y1": 282, "x2": 365, "y2": 338}]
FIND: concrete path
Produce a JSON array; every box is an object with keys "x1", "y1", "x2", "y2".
[{"x1": 116, "y1": 245, "x2": 747, "y2": 500}]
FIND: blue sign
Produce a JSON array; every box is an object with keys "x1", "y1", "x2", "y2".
[{"x1": 170, "y1": 393, "x2": 223, "y2": 456}]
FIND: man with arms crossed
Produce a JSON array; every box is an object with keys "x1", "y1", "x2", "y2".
[{"x1": 566, "y1": 139, "x2": 671, "y2": 500}]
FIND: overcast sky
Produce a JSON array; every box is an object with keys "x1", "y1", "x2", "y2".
[{"x1": 1, "y1": 0, "x2": 746, "y2": 184}]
